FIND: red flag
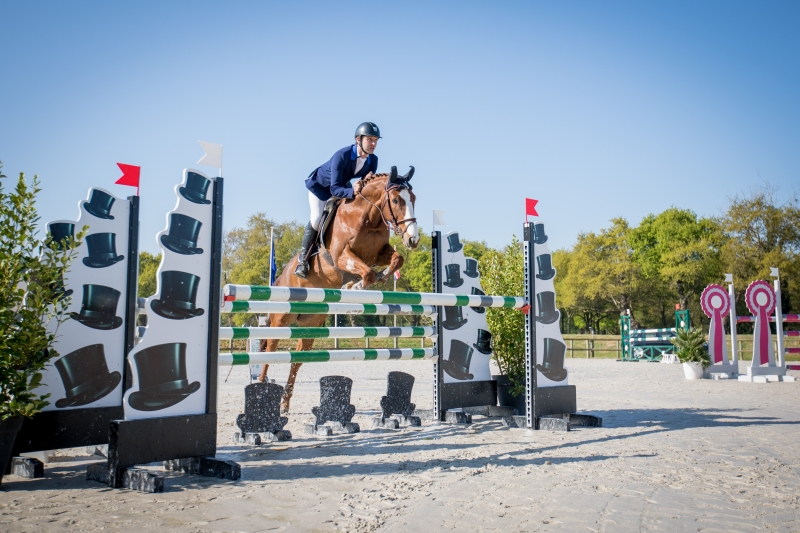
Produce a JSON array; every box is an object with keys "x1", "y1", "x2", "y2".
[
  {"x1": 525, "y1": 198, "x2": 539, "y2": 218},
  {"x1": 394, "y1": 269, "x2": 401, "y2": 280},
  {"x1": 115, "y1": 163, "x2": 141, "y2": 195}
]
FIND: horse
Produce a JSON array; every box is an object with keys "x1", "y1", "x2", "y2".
[{"x1": 258, "y1": 166, "x2": 419, "y2": 412}]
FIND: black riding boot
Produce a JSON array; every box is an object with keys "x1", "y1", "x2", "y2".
[{"x1": 293, "y1": 222, "x2": 318, "y2": 279}]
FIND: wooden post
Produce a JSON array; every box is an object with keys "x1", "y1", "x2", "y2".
[{"x1": 569, "y1": 338, "x2": 574, "y2": 358}]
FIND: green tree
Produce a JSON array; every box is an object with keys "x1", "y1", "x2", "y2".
[
  {"x1": 137, "y1": 251, "x2": 161, "y2": 298},
  {"x1": 629, "y1": 208, "x2": 723, "y2": 312},
  {"x1": 720, "y1": 185, "x2": 800, "y2": 314},
  {"x1": 480, "y1": 236, "x2": 526, "y2": 394},
  {"x1": 0, "y1": 164, "x2": 80, "y2": 419}
]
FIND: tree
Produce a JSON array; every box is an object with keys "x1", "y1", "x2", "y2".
[
  {"x1": 720, "y1": 184, "x2": 800, "y2": 314},
  {"x1": 629, "y1": 207, "x2": 724, "y2": 311},
  {"x1": 137, "y1": 251, "x2": 161, "y2": 298}
]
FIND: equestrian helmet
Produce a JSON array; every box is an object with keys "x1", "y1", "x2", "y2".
[{"x1": 355, "y1": 122, "x2": 381, "y2": 138}]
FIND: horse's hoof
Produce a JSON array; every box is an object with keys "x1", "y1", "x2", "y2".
[{"x1": 280, "y1": 406, "x2": 289, "y2": 414}]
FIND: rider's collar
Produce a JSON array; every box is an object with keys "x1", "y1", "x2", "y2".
[{"x1": 351, "y1": 145, "x2": 368, "y2": 161}]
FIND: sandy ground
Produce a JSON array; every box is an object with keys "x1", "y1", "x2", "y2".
[{"x1": 1, "y1": 359, "x2": 800, "y2": 533}]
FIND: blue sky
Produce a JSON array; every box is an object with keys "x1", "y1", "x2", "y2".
[{"x1": 1, "y1": 1, "x2": 798, "y2": 254}]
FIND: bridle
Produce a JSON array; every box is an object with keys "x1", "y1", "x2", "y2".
[{"x1": 358, "y1": 181, "x2": 417, "y2": 238}]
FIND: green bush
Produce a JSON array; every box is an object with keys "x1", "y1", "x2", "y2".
[
  {"x1": 0, "y1": 163, "x2": 80, "y2": 419},
  {"x1": 480, "y1": 236, "x2": 526, "y2": 396}
]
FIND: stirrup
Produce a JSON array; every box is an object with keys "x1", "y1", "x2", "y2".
[{"x1": 294, "y1": 260, "x2": 309, "y2": 279}]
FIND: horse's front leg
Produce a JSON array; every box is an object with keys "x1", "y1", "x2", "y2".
[
  {"x1": 338, "y1": 244, "x2": 376, "y2": 289},
  {"x1": 372, "y1": 243, "x2": 404, "y2": 285}
]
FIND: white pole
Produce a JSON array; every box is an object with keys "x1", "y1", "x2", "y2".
[
  {"x1": 269, "y1": 226, "x2": 274, "y2": 286},
  {"x1": 726, "y1": 274, "x2": 739, "y2": 367},
  {"x1": 772, "y1": 268, "x2": 784, "y2": 368}
]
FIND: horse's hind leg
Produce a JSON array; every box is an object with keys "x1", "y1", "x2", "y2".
[{"x1": 281, "y1": 339, "x2": 315, "y2": 413}]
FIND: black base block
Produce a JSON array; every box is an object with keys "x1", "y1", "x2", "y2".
[
  {"x1": 444, "y1": 411, "x2": 472, "y2": 424},
  {"x1": 12, "y1": 407, "x2": 124, "y2": 455},
  {"x1": 532, "y1": 386, "x2": 577, "y2": 418},
  {"x1": 463, "y1": 405, "x2": 516, "y2": 417},
  {"x1": 440, "y1": 381, "x2": 497, "y2": 413},
  {"x1": 108, "y1": 414, "x2": 217, "y2": 488},
  {"x1": 10, "y1": 457, "x2": 44, "y2": 478},
  {"x1": 198, "y1": 457, "x2": 241, "y2": 480},
  {"x1": 87, "y1": 461, "x2": 165, "y2": 492}
]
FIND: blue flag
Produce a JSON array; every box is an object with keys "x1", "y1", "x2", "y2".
[{"x1": 269, "y1": 231, "x2": 277, "y2": 286}]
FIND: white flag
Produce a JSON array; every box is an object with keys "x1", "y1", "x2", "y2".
[
  {"x1": 433, "y1": 210, "x2": 446, "y2": 226},
  {"x1": 197, "y1": 140, "x2": 223, "y2": 170},
  {"x1": 770, "y1": 267, "x2": 780, "y2": 278}
]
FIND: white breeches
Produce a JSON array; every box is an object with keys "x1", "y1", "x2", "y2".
[{"x1": 309, "y1": 191, "x2": 326, "y2": 231}]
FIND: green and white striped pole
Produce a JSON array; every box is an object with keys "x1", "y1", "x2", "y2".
[
  {"x1": 223, "y1": 284, "x2": 525, "y2": 309},
  {"x1": 219, "y1": 347, "x2": 436, "y2": 365},
  {"x1": 219, "y1": 326, "x2": 436, "y2": 340},
  {"x1": 221, "y1": 301, "x2": 437, "y2": 316}
]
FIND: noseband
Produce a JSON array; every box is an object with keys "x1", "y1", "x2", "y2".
[{"x1": 358, "y1": 182, "x2": 417, "y2": 238}]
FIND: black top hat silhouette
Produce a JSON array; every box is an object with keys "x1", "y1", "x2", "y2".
[
  {"x1": 464, "y1": 258, "x2": 479, "y2": 278},
  {"x1": 473, "y1": 329, "x2": 493, "y2": 354},
  {"x1": 54, "y1": 344, "x2": 121, "y2": 408},
  {"x1": 83, "y1": 189, "x2": 116, "y2": 220},
  {"x1": 470, "y1": 287, "x2": 486, "y2": 314},
  {"x1": 443, "y1": 263, "x2": 464, "y2": 288},
  {"x1": 535, "y1": 291, "x2": 560, "y2": 324},
  {"x1": 160, "y1": 213, "x2": 203, "y2": 255},
  {"x1": 128, "y1": 342, "x2": 201, "y2": 411},
  {"x1": 442, "y1": 339, "x2": 474, "y2": 381},
  {"x1": 70, "y1": 284, "x2": 122, "y2": 330},
  {"x1": 441, "y1": 305, "x2": 468, "y2": 330},
  {"x1": 536, "y1": 254, "x2": 556, "y2": 280},
  {"x1": 536, "y1": 338, "x2": 568, "y2": 382},
  {"x1": 179, "y1": 172, "x2": 212, "y2": 205},
  {"x1": 237, "y1": 382, "x2": 289, "y2": 432},
  {"x1": 48, "y1": 222, "x2": 75, "y2": 251},
  {"x1": 446, "y1": 232, "x2": 463, "y2": 253},
  {"x1": 151, "y1": 270, "x2": 205, "y2": 320},
  {"x1": 82, "y1": 233, "x2": 124, "y2": 268},
  {"x1": 533, "y1": 223, "x2": 547, "y2": 245}
]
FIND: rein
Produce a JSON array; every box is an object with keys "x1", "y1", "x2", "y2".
[{"x1": 358, "y1": 182, "x2": 417, "y2": 238}]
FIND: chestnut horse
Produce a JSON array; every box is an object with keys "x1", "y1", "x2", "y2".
[{"x1": 258, "y1": 166, "x2": 419, "y2": 412}]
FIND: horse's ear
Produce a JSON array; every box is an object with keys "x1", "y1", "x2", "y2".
[
  {"x1": 389, "y1": 166, "x2": 398, "y2": 184},
  {"x1": 402, "y1": 166, "x2": 415, "y2": 182}
]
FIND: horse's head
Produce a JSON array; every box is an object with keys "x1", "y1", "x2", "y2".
[{"x1": 386, "y1": 166, "x2": 419, "y2": 248}]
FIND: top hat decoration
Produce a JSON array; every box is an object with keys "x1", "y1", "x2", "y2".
[
  {"x1": 70, "y1": 284, "x2": 123, "y2": 330},
  {"x1": 535, "y1": 291, "x2": 560, "y2": 324},
  {"x1": 83, "y1": 233, "x2": 125, "y2": 268},
  {"x1": 441, "y1": 305, "x2": 468, "y2": 330},
  {"x1": 83, "y1": 189, "x2": 116, "y2": 220},
  {"x1": 536, "y1": 254, "x2": 556, "y2": 281},
  {"x1": 446, "y1": 232, "x2": 463, "y2": 253},
  {"x1": 441, "y1": 339, "x2": 474, "y2": 380},
  {"x1": 443, "y1": 263, "x2": 464, "y2": 288},
  {"x1": 150, "y1": 270, "x2": 205, "y2": 320},
  {"x1": 473, "y1": 329, "x2": 493, "y2": 355},
  {"x1": 160, "y1": 213, "x2": 204, "y2": 255},
  {"x1": 128, "y1": 342, "x2": 201, "y2": 411},
  {"x1": 533, "y1": 223, "x2": 547, "y2": 245},
  {"x1": 48, "y1": 222, "x2": 75, "y2": 251},
  {"x1": 54, "y1": 344, "x2": 121, "y2": 408},
  {"x1": 470, "y1": 287, "x2": 486, "y2": 314},
  {"x1": 536, "y1": 338, "x2": 567, "y2": 382},
  {"x1": 700, "y1": 284, "x2": 731, "y2": 364},
  {"x1": 179, "y1": 172, "x2": 212, "y2": 205},
  {"x1": 464, "y1": 258, "x2": 479, "y2": 278}
]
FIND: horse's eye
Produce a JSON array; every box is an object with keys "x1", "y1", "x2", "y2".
[{"x1": 392, "y1": 199, "x2": 398, "y2": 204}]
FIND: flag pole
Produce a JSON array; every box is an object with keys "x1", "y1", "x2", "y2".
[{"x1": 269, "y1": 226, "x2": 274, "y2": 286}]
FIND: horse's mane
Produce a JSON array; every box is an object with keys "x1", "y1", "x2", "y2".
[{"x1": 360, "y1": 173, "x2": 388, "y2": 188}]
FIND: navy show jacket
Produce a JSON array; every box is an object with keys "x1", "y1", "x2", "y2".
[{"x1": 305, "y1": 144, "x2": 378, "y2": 201}]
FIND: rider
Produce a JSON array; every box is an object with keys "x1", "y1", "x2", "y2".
[{"x1": 294, "y1": 122, "x2": 381, "y2": 278}]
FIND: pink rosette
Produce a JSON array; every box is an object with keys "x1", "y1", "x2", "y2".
[
  {"x1": 701, "y1": 284, "x2": 730, "y2": 318},
  {"x1": 701, "y1": 284, "x2": 730, "y2": 364},
  {"x1": 745, "y1": 280, "x2": 776, "y2": 365}
]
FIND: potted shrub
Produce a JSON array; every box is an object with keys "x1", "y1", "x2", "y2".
[
  {"x1": 480, "y1": 237, "x2": 527, "y2": 414},
  {"x1": 0, "y1": 163, "x2": 78, "y2": 485},
  {"x1": 670, "y1": 327, "x2": 710, "y2": 380}
]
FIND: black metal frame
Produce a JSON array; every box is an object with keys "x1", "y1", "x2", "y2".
[{"x1": 523, "y1": 223, "x2": 537, "y2": 429}]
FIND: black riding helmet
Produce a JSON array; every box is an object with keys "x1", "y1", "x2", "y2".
[{"x1": 354, "y1": 122, "x2": 381, "y2": 139}]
